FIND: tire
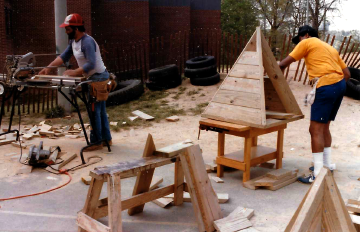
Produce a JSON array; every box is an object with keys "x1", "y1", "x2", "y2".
[
  {"x1": 184, "y1": 65, "x2": 217, "y2": 78},
  {"x1": 149, "y1": 64, "x2": 179, "y2": 82},
  {"x1": 186, "y1": 56, "x2": 216, "y2": 69},
  {"x1": 106, "y1": 79, "x2": 144, "y2": 106},
  {"x1": 146, "y1": 75, "x2": 182, "y2": 91},
  {"x1": 349, "y1": 67, "x2": 360, "y2": 82},
  {"x1": 190, "y1": 73, "x2": 220, "y2": 86},
  {"x1": 345, "y1": 78, "x2": 360, "y2": 100}
]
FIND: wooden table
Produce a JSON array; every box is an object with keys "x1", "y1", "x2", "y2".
[{"x1": 199, "y1": 118, "x2": 287, "y2": 182}]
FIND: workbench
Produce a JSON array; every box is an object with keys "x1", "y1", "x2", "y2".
[{"x1": 199, "y1": 118, "x2": 287, "y2": 182}]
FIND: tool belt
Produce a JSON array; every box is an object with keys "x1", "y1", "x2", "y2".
[{"x1": 90, "y1": 78, "x2": 117, "y2": 102}]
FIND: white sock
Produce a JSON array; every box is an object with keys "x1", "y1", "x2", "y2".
[
  {"x1": 323, "y1": 147, "x2": 331, "y2": 168},
  {"x1": 313, "y1": 152, "x2": 324, "y2": 177}
]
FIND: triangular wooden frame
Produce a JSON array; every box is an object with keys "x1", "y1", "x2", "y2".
[
  {"x1": 285, "y1": 168, "x2": 357, "y2": 232},
  {"x1": 202, "y1": 27, "x2": 304, "y2": 128}
]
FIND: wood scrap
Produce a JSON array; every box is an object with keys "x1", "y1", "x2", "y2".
[
  {"x1": 28, "y1": 126, "x2": 39, "y2": 133},
  {"x1": 81, "y1": 176, "x2": 92, "y2": 185},
  {"x1": 39, "y1": 131, "x2": 55, "y2": 137},
  {"x1": 258, "y1": 162, "x2": 275, "y2": 169},
  {"x1": 213, "y1": 215, "x2": 252, "y2": 232},
  {"x1": 347, "y1": 199, "x2": 360, "y2": 214},
  {"x1": 164, "y1": 192, "x2": 229, "y2": 204},
  {"x1": 211, "y1": 176, "x2": 224, "y2": 183},
  {"x1": 0, "y1": 139, "x2": 16, "y2": 146},
  {"x1": 132, "y1": 110, "x2": 154, "y2": 121},
  {"x1": 22, "y1": 134, "x2": 34, "y2": 140},
  {"x1": 350, "y1": 214, "x2": 360, "y2": 231},
  {"x1": 254, "y1": 173, "x2": 297, "y2": 187},
  {"x1": 149, "y1": 176, "x2": 163, "y2": 191},
  {"x1": 244, "y1": 169, "x2": 298, "y2": 191},
  {"x1": 11, "y1": 142, "x2": 27, "y2": 149},
  {"x1": 55, "y1": 133, "x2": 65, "y2": 137},
  {"x1": 46, "y1": 153, "x2": 77, "y2": 171},
  {"x1": 109, "y1": 122, "x2": 118, "y2": 126},
  {"x1": 206, "y1": 162, "x2": 217, "y2": 171},
  {"x1": 40, "y1": 124, "x2": 52, "y2": 131},
  {"x1": 266, "y1": 111, "x2": 294, "y2": 120},
  {"x1": 128, "y1": 116, "x2": 138, "y2": 121},
  {"x1": 45, "y1": 149, "x2": 60, "y2": 165},
  {"x1": 155, "y1": 140, "x2": 194, "y2": 158},
  {"x1": 0, "y1": 135, "x2": 6, "y2": 140},
  {"x1": 152, "y1": 198, "x2": 173, "y2": 208},
  {"x1": 228, "y1": 206, "x2": 255, "y2": 220},
  {"x1": 166, "y1": 116, "x2": 179, "y2": 122},
  {"x1": 266, "y1": 168, "x2": 292, "y2": 179}
]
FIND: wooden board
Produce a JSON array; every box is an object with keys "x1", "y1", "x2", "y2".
[
  {"x1": 212, "y1": 89, "x2": 261, "y2": 109},
  {"x1": 0, "y1": 139, "x2": 16, "y2": 146},
  {"x1": 152, "y1": 198, "x2": 173, "y2": 208},
  {"x1": 132, "y1": 110, "x2": 154, "y2": 121},
  {"x1": 213, "y1": 216, "x2": 252, "y2": 232},
  {"x1": 228, "y1": 206, "x2": 255, "y2": 220},
  {"x1": 149, "y1": 176, "x2": 163, "y2": 191},
  {"x1": 237, "y1": 51, "x2": 259, "y2": 66},
  {"x1": 229, "y1": 64, "x2": 261, "y2": 79},
  {"x1": 266, "y1": 169, "x2": 293, "y2": 180},
  {"x1": 220, "y1": 77, "x2": 261, "y2": 94},
  {"x1": 211, "y1": 176, "x2": 224, "y2": 183},
  {"x1": 254, "y1": 172, "x2": 297, "y2": 187},
  {"x1": 266, "y1": 111, "x2": 294, "y2": 120},
  {"x1": 155, "y1": 140, "x2": 194, "y2": 158},
  {"x1": 180, "y1": 145, "x2": 223, "y2": 231},
  {"x1": 164, "y1": 192, "x2": 229, "y2": 204},
  {"x1": 45, "y1": 153, "x2": 77, "y2": 171}
]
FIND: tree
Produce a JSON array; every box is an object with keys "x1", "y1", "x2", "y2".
[
  {"x1": 221, "y1": 0, "x2": 259, "y2": 38},
  {"x1": 308, "y1": 0, "x2": 342, "y2": 31}
]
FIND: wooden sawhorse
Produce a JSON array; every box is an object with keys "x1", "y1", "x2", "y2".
[
  {"x1": 77, "y1": 134, "x2": 222, "y2": 232},
  {"x1": 199, "y1": 118, "x2": 286, "y2": 182}
]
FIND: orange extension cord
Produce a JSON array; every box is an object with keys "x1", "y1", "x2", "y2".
[{"x1": 0, "y1": 171, "x2": 72, "y2": 202}]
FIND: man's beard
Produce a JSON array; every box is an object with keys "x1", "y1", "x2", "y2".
[{"x1": 68, "y1": 30, "x2": 76, "y2": 40}]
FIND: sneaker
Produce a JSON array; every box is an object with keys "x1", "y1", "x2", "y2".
[
  {"x1": 83, "y1": 144, "x2": 103, "y2": 152},
  {"x1": 298, "y1": 173, "x2": 315, "y2": 184},
  {"x1": 103, "y1": 140, "x2": 112, "y2": 146},
  {"x1": 309, "y1": 166, "x2": 334, "y2": 173}
]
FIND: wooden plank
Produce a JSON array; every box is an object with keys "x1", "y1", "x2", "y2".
[
  {"x1": 132, "y1": 110, "x2": 154, "y2": 121},
  {"x1": 266, "y1": 111, "x2": 294, "y2": 120},
  {"x1": 149, "y1": 176, "x2": 163, "y2": 191},
  {"x1": 211, "y1": 176, "x2": 224, "y2": 183},
  {"x1": 213, "y1": 216, "x2": 252, "y2": 232},
  {"x1": 203, "y1": 102, "x2": 263, "y2": 126},
  {"x1": 243, "y1": 175, "x2": 264, "y2": 190},
  {"x1": 91, "y1": 156, "x2": 174, "y2": 180},
  {"x1": 268, "y1": 175, "x2": 298, "y2": 191},
  {"x1": 155, "y1": 140, "x2": 194, "y2": 158},
  {"x1": 286, "y1": 168, "x2": 328, "y2": 232},
  {"x1": 152, "y1": 198, "x2": 173, "y2": 208},
  {"x1": 128, "y1": 134, "x2": 157, "y2": 215},
  {"x1": 256, "y1": 27, "x2": 267, "y2": 130},
  {"x1": 180, "y1": 145, "x2": 223, "y2": 231},
  {"x1": 199, "y1": 118, "x2": 250, "y2": 133},
  {"x1": 228, "y1": 64, "x2": 261, "y2": 79},
  {"x1": 46, "y1": 153, "x2": 77, "y2": 171},
  {"x1": 164, "y1": 192, "x2": 228, "y2": 204},
  {"x1": 174, "y1": 161, "x2": 184, "y2": 206},
  {"x1": 212, "y1": 89, "x2": 261, "y2": 109},
  {"x1": 266, "y1": 169, "x2": 293, "y2": 180},
  {"x1": 254, "y1": 172, "x2": 296, "y2": 187},
  {"x1": 261, "y1": 31, "x2": 302, "y2": 116},
  {"x1": 77, "y1": 212, "x2": 110, "y2": 232},
  {"x1": 107, "y1": 175, "x2": 122, "y2": 232},
  {"x1": 307, "y1": 201, "x2": 323, "y2": 232},
  {"x1": 237, "y1": 51, "x2": 259, "y2": 66},
  {"x1": 228, "y1": 206, "x2": 255, "y2": 220},
  {"x1": 220, "y1": 77, "x2": 261, "y2": 94},
  {"x1": 0, "y1": 139, "x2": 16, "y2": 146},
  {"x1": 348, "y1": 199, "x2": 360, "y2": 206}
]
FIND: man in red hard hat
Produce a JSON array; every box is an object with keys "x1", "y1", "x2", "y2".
[{"x1": 40, "y1": 13, "x2": 112, "y2": 151}]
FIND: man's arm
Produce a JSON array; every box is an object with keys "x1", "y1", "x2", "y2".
[
  {"x1": 279, "y1": 56, "x2": 296, "y2": 73},
  {"x1": 343, "y1": 67, "x2": 350, "y2": 81},
  {"x1": 38, "y1": 56, "x2": 64, "y2": 75}
]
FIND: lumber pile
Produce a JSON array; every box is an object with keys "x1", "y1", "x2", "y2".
[
  {"x1": 243, "y1": 168, "x2": 298, "y2": 190},
  {"x1": 213, "y1": 206, "x2": 258, "y2": 232}
]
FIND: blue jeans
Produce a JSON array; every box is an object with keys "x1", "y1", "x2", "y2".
[{"x1": 88, "y1": 70, "x2": 112, "y2": 143}]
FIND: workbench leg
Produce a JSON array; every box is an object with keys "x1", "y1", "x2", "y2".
[
  {"x1": 217, "y1": 132, "x2": 225, "y2": 178},
  {"x1": 243, "y1": 137, "x2": 252, "y2": 182},
  {"x1": 107, "y1": 175, "x2": 122, "y2": 232},
  {"x1": 174, "y1": 160, "x2": 184, "y2": 206},
  {"x1": 78, "y1": 178, "x2": 104, "y2": 232},
  {"x1": 252, "y1": 137, "x2": 258, "y2": 147},
  {"x1": 128, "y1": 134, "x2": 156, "y2": 216},
  {"x1": 276, "y1": 129, "x2": 284, "y2": 169}
]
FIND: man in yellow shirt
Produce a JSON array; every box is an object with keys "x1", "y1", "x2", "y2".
[{"x1": 279, "y1": 25, "x2": 350, "y2": 184}]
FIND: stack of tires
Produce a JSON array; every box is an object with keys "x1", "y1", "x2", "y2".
[
  {"x1": 106, "y1": 79, "x2": 144, "y2": 106},
  {"x1": 345, "y1": 67, "x2": 360, "y2": 100},
  {"x1": 146, "y1": 64, "x2": 182, "y2": 91},
  {"x1": 185, "y1": 56, "x2": 220, "y2": 86}
]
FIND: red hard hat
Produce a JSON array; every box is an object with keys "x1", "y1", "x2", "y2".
[{"x1": 59, "y1": 13, "x2": 84, "y2": 28}]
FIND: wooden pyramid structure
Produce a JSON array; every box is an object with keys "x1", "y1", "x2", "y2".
[
  {"x1": 202, "y1": 27, "x2": 304, "y2": 128},
  {"x1": 285, "y1": 168, "x2": 357, "y2": 232}
]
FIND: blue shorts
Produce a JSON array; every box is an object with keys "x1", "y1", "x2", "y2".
[{"x1": 311, "y1": 78, "x2": 346, "y2": 123}]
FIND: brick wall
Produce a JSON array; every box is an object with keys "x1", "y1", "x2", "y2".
[
  {"x1": 67, "y1": 0, "x2": 92, "y2": 35},
  {"x1": 149, "y1": 6, "x2": 190, "y2": 38},
  {"x1": 11, "y1": 1, "x2": 56, "y2": 66},
  {"x1": 92, "y1": 0, "x2": 150, "y2": 47},
  {"x1": 190, "y1": 10, "x2": 221, "y2": 30}
]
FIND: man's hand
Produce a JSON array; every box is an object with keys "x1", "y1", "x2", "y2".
[
  {"x1": 279, "y1": 56, "x2": 296, "y2": 74},
  {"x1": 39, "y1": 68, "x2": 51, "y2": 75},
  {"x1": 343, "y1": 67, "x2": 350, "y2": 81},
  {"x1": 63, "y1": 67, "x2": 84, "y2": 77}
]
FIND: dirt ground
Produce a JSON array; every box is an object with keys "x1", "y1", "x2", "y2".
[{"x1": 1, "y1": 62, "x2": 360, "y2": 231}]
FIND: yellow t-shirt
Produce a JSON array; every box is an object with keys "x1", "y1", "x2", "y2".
[{"x1": 289, "y1": 37, "x2": 347, "y2": 88}]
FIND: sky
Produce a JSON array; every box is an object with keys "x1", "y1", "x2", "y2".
[{"x1": 329, "y1": 0, "x2": 359, "y2": 31}]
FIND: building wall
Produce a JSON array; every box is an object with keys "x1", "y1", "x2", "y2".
[
  {"x1": 67, "y1": 0, "x2": 92, "y2": 35},
  {"x1": 92, "y1": 0, "x2": 150, "y2": 47},
  {"x1": 190, "y1": 0, "x2": 221, "y2": 30}
]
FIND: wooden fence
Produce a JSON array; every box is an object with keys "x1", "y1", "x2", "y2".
[{"x1": 2, "y1": 29, "x2": 360, "y2": 115}]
